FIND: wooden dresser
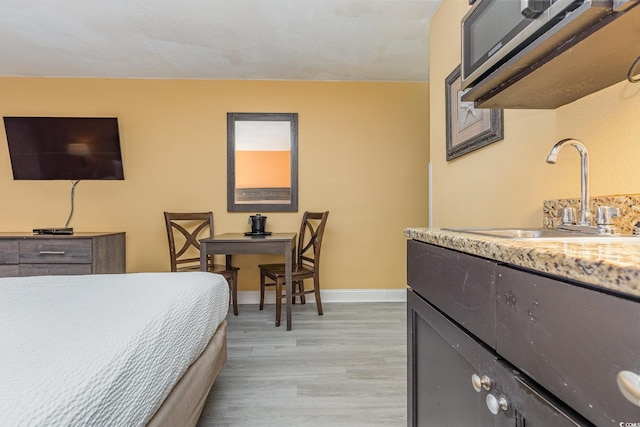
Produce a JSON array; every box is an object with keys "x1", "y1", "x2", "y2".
[{"x1": 0, "y1": 232, "x2": 125, "y2": 277}]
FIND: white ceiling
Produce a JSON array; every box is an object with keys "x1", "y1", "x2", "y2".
[{"x1": 0, "y1": 0, "x2": 441, "y2": 82}]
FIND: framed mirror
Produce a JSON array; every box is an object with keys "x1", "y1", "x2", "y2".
[{"x1": 227, "y1": 112, "x2": 298, "y2": 212}]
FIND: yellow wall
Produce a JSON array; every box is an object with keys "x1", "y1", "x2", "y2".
[
  {"x1": 430, "y1": 1, "x2": 640, "y2": 228},
  {"x1": 0, "y1": 78, "x2": 429, "y2": 291}
]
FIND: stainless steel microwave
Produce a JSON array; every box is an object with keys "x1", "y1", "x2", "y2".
[{"x1": 461, "y1": 0, "x2": 615, "y2": 89}]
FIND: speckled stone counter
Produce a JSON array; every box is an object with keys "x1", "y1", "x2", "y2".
[{"x1": 404, "y1": 227, "x2": 640, "y2": 298}]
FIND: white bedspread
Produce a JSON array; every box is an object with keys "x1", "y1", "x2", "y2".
[{"x1": 0, "y1": 272, "x2": 229, "y2": 426}]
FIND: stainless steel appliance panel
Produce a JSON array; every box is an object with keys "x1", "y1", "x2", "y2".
[{"x1": 461, "y1": 0, "x2": 613, "y2": 89}]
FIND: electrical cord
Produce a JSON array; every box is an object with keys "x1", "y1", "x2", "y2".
[
  {"x1": 65, "y1": 180, "x2": 81, "y2": 228},
  {"x1": 628, "y1": 55, "x2": 640, "y2": 83}
]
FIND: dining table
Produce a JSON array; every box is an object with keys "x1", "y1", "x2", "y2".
[{"x1": 199, "y1": 232, "x2": 297, "y2": 330}]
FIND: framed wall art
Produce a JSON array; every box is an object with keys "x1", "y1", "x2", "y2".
[{"x1": 445, "y1": 65, "x2": 503, "y2": 161}]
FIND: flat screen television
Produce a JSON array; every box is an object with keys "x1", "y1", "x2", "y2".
[{"x1": 3, "y1": 116, "x2": 124, "y2": 180}]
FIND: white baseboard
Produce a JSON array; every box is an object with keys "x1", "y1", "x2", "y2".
[{"x1": 237, "y1": 288, "x2": 407, "y2": 304}]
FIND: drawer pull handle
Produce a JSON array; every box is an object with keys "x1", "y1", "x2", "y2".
[
  {"x1": 39, "y1": 251, "x2": 66, "y2": 255},
  {"x1": 486, "y1": 394, "x2": 509, "y2": 415},
  {"x1": 617, "y1": 370, "x2": 640, "y2": 407}
]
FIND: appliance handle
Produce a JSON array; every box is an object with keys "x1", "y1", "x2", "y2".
[{"x1": 521, "y1": 0, "x2": 549, "y2": 18}]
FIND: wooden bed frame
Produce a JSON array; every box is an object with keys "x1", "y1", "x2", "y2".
[{"x1": 147, "y1": 320, "x2": 227, "y2": 427}]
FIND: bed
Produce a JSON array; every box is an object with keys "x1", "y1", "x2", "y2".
[{"x1": 0, "y1": 271, "x2": 229, "y2": 426}]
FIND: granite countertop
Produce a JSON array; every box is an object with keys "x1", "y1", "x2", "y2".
[{"x1": 404, "y1": 227, "x2": 640, "y2": 298}]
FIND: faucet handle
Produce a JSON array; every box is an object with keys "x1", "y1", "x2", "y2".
[
  {"x1": 559, "y1": 207, "x2": 577, "y2": 225},
  {"x1": 596, "y1": 206, "x2": 620, "y2": 226}
]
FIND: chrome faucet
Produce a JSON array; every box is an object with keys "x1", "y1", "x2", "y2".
[{"x1": 546, "y1": 138, "x2": 592, "y2": 227}]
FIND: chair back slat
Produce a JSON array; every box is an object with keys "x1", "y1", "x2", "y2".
[
  {"x1": 296, "y1": 211, "x2": 329, "y2": 270},
  {"x1": 164, "y1": 212, "x2": 214, "y2": 272}
]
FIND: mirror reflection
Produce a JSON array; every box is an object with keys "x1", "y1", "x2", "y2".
[{"x1": 227, "y1": 113, "x2": 298, "y2": 212}]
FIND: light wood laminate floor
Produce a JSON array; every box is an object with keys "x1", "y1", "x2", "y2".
[{"x1": 197, "y1": 302, "x2": 407, "y2": 427}]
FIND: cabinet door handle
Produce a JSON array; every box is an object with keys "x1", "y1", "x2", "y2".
[
  {"x1": 486, "y1": 394, "x2": 509, "y2": 415},
  {"x1": 39, "y1": 251, "x2": 65, "y2": 255},
  {"x1": 472, "y1": 374, "x2": 492, "y2": 392}
]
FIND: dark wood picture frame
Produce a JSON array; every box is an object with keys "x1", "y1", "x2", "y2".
[
  {"x1": 445, "y1": 65, "x2": 503, "y2": 161},
  {"x1": 227, "y1": 112, "x2": 298, "y2": 212}
]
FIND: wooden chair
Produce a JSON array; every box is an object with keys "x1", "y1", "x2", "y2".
[
  {"x1": 259, "y1": 211, "x2": 329, "y2": 326},
  {"x1": 164, "y1": 211, "x2": 239, "y2": 315}
]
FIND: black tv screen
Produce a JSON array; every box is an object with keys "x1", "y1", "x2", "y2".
[{"x1": 3, "y1": 116, "x2": 124, "y2": 180}]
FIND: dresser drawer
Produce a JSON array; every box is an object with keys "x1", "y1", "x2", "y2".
[
  {"x1": 407, "y1": 240, "x2": 497, "y2": 348},
  {"x1": 0, "y1": 265, "x2": 18, "y2": 276},
  {"x1": 19, "y1": 264, "x2": 92, "y2": 276},
  {"x1": 19, "y1": 240, "x2": 92, "y2": 264},
  {"x1": 0, "y1": 240, "x2": 18, "y2": 264}
]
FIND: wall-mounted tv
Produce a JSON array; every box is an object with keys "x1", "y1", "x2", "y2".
[{"x1": 3, "y1": 116, "x2": 124, "y2": 180}]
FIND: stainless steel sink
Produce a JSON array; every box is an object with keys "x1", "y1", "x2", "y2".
[{"x1": 442, "y1": 227, "x2": 636, "y2": 240}]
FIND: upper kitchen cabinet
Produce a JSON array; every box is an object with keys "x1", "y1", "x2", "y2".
[{"x1": 462, "y1": 1, "x2": 640, "y2": 109}]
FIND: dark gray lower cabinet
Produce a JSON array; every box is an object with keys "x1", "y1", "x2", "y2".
[
  {"x1": 408, "y1": 290, "x2": 589, "y2": 426},
  {"x1": 408, "y1": 289, "x2": 496, "y2": 426},
  {"x1": 406, "y1": 240, "x2": 609, "y2": 426},
  {"x1": 495, "y1": 265, "x2": 640, "y2": 426}
]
